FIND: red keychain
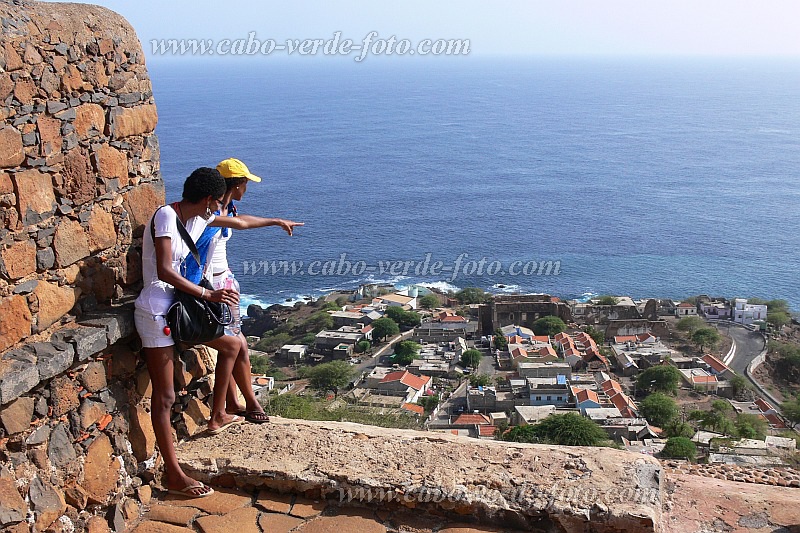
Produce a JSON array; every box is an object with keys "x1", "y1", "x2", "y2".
[{"x1": 163, "y1": 326, "x2": 171, "y2": 336}]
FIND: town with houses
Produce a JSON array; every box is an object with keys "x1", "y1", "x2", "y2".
[{"x1": 246, "y1": 286, "x2": 796, "y2": 468}]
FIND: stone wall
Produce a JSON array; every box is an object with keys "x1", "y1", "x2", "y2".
[{"x1": 0, "y1": 1, "x2": 187, "y2": 531}]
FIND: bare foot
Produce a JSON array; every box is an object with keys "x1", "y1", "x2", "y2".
[{"x1": 207, "y1": 412, "x2": 242, "y2": 433}]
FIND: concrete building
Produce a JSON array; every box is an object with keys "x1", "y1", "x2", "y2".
[{"x1": 733, "y1": 299, "x2": 768, "y2": 325}]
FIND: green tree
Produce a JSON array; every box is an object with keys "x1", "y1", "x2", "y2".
[
  {"x1": 354, "y1": 340, "x2": 371, "y2": 354},
  {"x1": 596, "y1": 295, "x2": 618, "y2": 306},
  {"x1": 254, "y1": 332, "x2": 292, "y2": 353},
  {"x1": 689, "y1": 400, "x2": 734, "y2": 435},
  {"x1": 585, "y1": 325, "x2": 605, "y2": 345},
  {"x1": 781, "y1": 396, "x2": 800, "y2": 428},
  {"x1": 532, "y1": 316, "x2": 567, "y2": 336},
  {"x1": 640, "y1": 393, "x2": 679, "y2": 427},
  {"x1": 307, "y1": 310, "x2": 334, "y2": 332},
  {"x1": 493, "y1": 329, "x2": 508, "y2": 351},
  {"x1": 468, "y1": 373, "x2": 491, "y2": 387},
  {"x1": 768, "y1": 311, "x2": 791, "y2": 328},
  {"x1": 385, "y1": 306, "x2": 421, "y2": 330},
  {"x1": 663, "y1": 419, "x2": 695, "y2": 439},
  {"x1": 637, "y1": 365, "x2": 682, "y2": 395},
  {"x1": 661, "y1": 437, "x2": 697, "y2": 461},
  {"x1": 503, "y1": 413, "x2": 608, "y2": 446},
  {"x1": 691, "y1": 327, "x2": 721, "y2": 352},
  {"x1": 303, "y1": 361, "x2": 355, "y2": 390},
  {"x1": 461, "y1": 349, "x2": 482, "y2": 369},
  {"x1": 371, "y1": 317, "x2": 400, "y2": 341},
  {"x1": 393, "y1": 340, "x2": 421, "y2": 365},
  {"x1": 729, "y1": 374, "x2": 751, "y2": 399},
  {"x1": 676, "y1": 316, "x2": 705, "y2": 334},
  {"x1": 418, "y1": 394, "x2": 439, "y2": 412},
  {"x1": 455, "y1": 287, "x2": 487, "y2": 304},
  {"x1": 419, "y1": 294, "x2": 439, "y2": 309},
  {"x1": 734, "y1": 413, "x2": 768, "y2": 439}
]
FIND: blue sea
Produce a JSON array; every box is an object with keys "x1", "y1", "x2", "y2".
[{"x1": 147, "y1": 57, "x2": 800, "y2": 310}]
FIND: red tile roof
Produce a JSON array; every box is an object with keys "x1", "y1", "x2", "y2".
[
  {"x1": 601, "y1": 379, "x2": 623, "y2": 395},
  {"x1": 511, "y1": 346, "x2": 528, "y2": 358},
  {"x1": 380, "y1": 371, "x2": 430, "y2": 391},
  {"x1": 507, "y1": 335, "x2": 526, "y2": 344},
  {"x1": 608, "y1": 392, "x2": 637, "y2": 417},
  {"x1": 532, "y1": 335, "x2": 551, "y2": 343},
  {"x1": 755, "y1": 398, "x2": 775, "y2": 413},
  {"x1": 765, "y1": 413, "x2": 787, "y2": 428},
  {"x1": 478, "y1": 425, "x2": 497, "y2": 437},
  {"x1": 401, "y1": 402, "x2": 425, "y2": 415},
  {"x1": 637, "y1": 333, "x2": 656, "y2": 342},
  {"x1": 574, "y1": 388, "x2": 600, "y2": 404},
  {"x1": 702, "y1": 354, "x2": 729, "y2": 373},
  {"x1": 677, "y1": 302, "x2": 696, "y2": 308},
  {"x1": 442, "y1": 315, "x2": 467, "y2": 323},
  {"x1": 535, "y1": 346, "x2": 557, "y2": 357},
  {"x1": 613, "y1": 335, "x2": 637, "y2": 344},
  {"x1": 454, "y1": 413, "x2": 491, "y2": 425},
  {"x1": 691, "y1": 375, "x2": 718, "y2": 384}
]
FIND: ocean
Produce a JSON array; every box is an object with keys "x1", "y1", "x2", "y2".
[{"x1": 147, "y1": 57, "x2": 800, "y2": 310}]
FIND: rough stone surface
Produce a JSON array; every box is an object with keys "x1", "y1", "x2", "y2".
[
  {"x1": 195, "y1": 506, "x2": 260, "y2": 533},
  {"x1": 0, "y1": 477, "x2": 26, "y2": 527},
  {"x1": 122, "y1": 180, "x2": 165, "y2": 237},
  {"x1": 165, "y1": 488, "x2": 252, "y2": 516},
  {"x1": 1, "y1": 239, "x2": 36, "y2": 279},
  {"x1": 110, "y1": 104, "x2": 158, "y2": 139},
  {"x1": 32, "y1": 341, "x2": 74, "y2": 380},
  {"x1": 0, "y1": 295, "x2": 32, "y2": 352},
  {"x1": 87, "y1": 205, "x2": 116, "y2": 252},
  {"x1": 258, "y1": 513, "x2": 305, "y2": 533},
  {"x1": 129, "y1": 405, "x2": 156, "y2": 462},
  {"x1": 60, "y1": 148, "x2": 95, "y2": 206},
  {"x1": 0, "y1": 349, "x2": 39, "y2": 404},
  {"x1": 130, "y1": 521, "x2": 194, "y2": 533},
  {"x1": 29, "y1": 476, "x2": 67, "y2": 531},
  {"x1": 53, "y1": 218, "x2": 90, "y2": 267},
  {"x1": 48, "y1": 422, "x2": 77, "y2": 468},
  {"x1": 79, "y1": 361, "x2": 108, "y2": 392},
  {"x1": 74, "y1": 103, "x2": 105, "y2": 139},
  {"x1": 36, "y1": 115, "x2": 62, "y2": 157},
  {"x1": 144, "y1": 504, "x2": 200, "y2": 526},
  {"x1": 0, "y1": 125, "x2": 24, "y2": 168},
  {"x1": 290, "y1": 498, "x2": 326, "y2": 519},
  {"x1": 296, "y1": 515, "x2": 387, "y2": 533},
  {"x1": 33, "y1": 280, "x2": 78, "y2": 330},
  {"x1": 93, "y1": 144, "x2": 128, "y2": 184},
  {"x1": 11, "y1": 169, "x2": 55, "y2": 225},
  {"x1": 57, "y1": 326, "x2": 107, "y2": 361},
  {"x1": 663, "y1": 473, "x2": 800, "y2": 532},
  {"x1": 0, "y1": 396, "x2": 35, "y2": 435},
  {"x1": 178, "y1": 419, "x2": 662, "y2": 532},
  {"x1": 83, "y1": 433, "x2": 121, "y2": 505},
  {"x1": 50, "y1": 376, "x2": 80, "y2": 417},
  {"x1": 256, "y1": 489, "x2": 292, "y2": 513}
]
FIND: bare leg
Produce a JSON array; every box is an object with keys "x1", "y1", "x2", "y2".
[
  {"x1": 230, "y1": 333, "x2": 266, "y2": 414},
  {"x1": 205, "y1": 335, "x2": 243, "y2": 431},
  {"x1": 225, "y1": 377, "x2": 245, "y2": 414},
  {"x1": 145, "y1": 346, "x2": 211, "y2": 496}
]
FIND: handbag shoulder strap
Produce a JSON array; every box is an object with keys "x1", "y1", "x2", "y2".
[{"x1": 149, "y1": 204, "x2": 203, "y2": 269}]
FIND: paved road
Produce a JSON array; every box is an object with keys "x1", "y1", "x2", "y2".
[{"x1": 721, "y1": 322, "x2": 766, "y2": 376}]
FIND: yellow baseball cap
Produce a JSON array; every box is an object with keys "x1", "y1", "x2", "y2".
[{"x1": 216, "y1": 158, "x2": 262, "y2": 183}]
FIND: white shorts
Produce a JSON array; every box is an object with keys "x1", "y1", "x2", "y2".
[{"x1": 134, "y1": 308, "x2": 174, "y2": 348}]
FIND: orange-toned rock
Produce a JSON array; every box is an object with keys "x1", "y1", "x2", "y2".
[
  {"x1": 0, "y1": 172, "x2": 12, "y2": 195},
  {"x1": 1, "y1": 239, "x2": 36, "y2": 279},
  {"x1": 61, "y1": 148, "x2": 95, "y2": 206},
  {"x1": 37, "y1": 115, "x2": 62, "y2": 157},
  {"x1": 0, "y1": 295, "x2": 32, "y2": 351},
  {"x1": 12, "y1": 169, "x2": 56, "y2": 224},
  {"x1": 83, "y1": 433, "x2": 121, "y2": 505},
  {"x1": 295, "y1": 515, "x2": 386, "y2": 533},
  {"x1": 53, "y1": 218, "x2": 89, "y2": 267},
  {"x1": 129, "y1": 405, "x2": 156, "y2": 462},
  {"x1": 0, "y1": 73, "x2": 13, "y2": 100},
  {"x1": 0, "y1": 125, "x2": 25, "y2": 168},
  {"x1": 12, "y1": 79, "x2": 35, "y2": 105},
  {"x1": 3, "y1": 43, "x2": 23, "y2": 71},
  {"x1": 195, "y1": 507, "x2": 260, "y2": 533},
  {"x1": 122, "y1": 180, "x2": 165, "y2": 237},
  {"x1": 258, "y1": 513, "x2": 304, "y2": 533},
  {"x1": 74, "y1": 103, "x2": 105, "y2": 140},
  {"x1": 61, "y1": 64, "x2": 86, "y2": 93},
  {"x1": 88, "y1": 206, "x2": 116, "y2": 252},
  {"x1": 86, "y1": 515, "x2": 112, "y2": 533},
  {"x1": 164, "y1": 488, "x2": 251, "y2": 516},
  {"x1": 110, "y1": 104, "x2": 158, "y2": 139},
  {"x1": 33, "y1": 280, "x2": 79, "y2": 330},
  {"x1": 92, "y1": 144, "x2": 128, "y2": 184}
]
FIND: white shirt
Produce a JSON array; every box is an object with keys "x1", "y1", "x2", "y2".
[
  {"x1": 134, "y1": 206, "x2": 215, "y2": 316},
  {"x1": 209, "y1": 225, "x2": 233, "y2": 274}
]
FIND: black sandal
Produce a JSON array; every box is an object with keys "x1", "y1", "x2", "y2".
[{"x1": 244, "y1": 411, "x2": 270, "y2": 424}]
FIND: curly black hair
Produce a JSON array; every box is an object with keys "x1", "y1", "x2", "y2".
[
  {"x1": 225, "y1": 177, "x2": 249, "y2": 191},
  {"x1": 182, "y1": 167, "x2": 226, "y2": 203}
]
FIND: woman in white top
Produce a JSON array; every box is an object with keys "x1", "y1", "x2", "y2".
[{"x1": 134, "y1": 167, "x2": 299, "y2": 498}]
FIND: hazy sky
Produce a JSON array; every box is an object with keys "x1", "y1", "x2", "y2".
[{"x1": 48, "y1": 1, "x2": 800, "y2": 59}]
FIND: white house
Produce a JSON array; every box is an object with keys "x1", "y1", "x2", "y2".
[
  {"x1": 675, "y1": 302, "x2": 698, "y2": 317},
  {"x1": 733, "y1": 299, "x2": 767, "y2": 325}
]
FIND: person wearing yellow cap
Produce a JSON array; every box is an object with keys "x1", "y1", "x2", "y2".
[{"x1": 209, "y1": 158, "x2": 303, "y2": 422}]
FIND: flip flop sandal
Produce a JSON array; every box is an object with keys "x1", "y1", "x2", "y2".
[
  {"x1": 244, "y1": 411, "x2": 270, "y2": 424},
  {"x1": 167, "y1": 482, "x2": 214, "y2": 498},
  {"x1": 207, "y1": 415, "x2": 244, "y2": 435}
]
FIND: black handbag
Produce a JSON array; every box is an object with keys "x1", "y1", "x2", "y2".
[{"x1": 150, "y1": 206, "x2": 232, "y2": 344}]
